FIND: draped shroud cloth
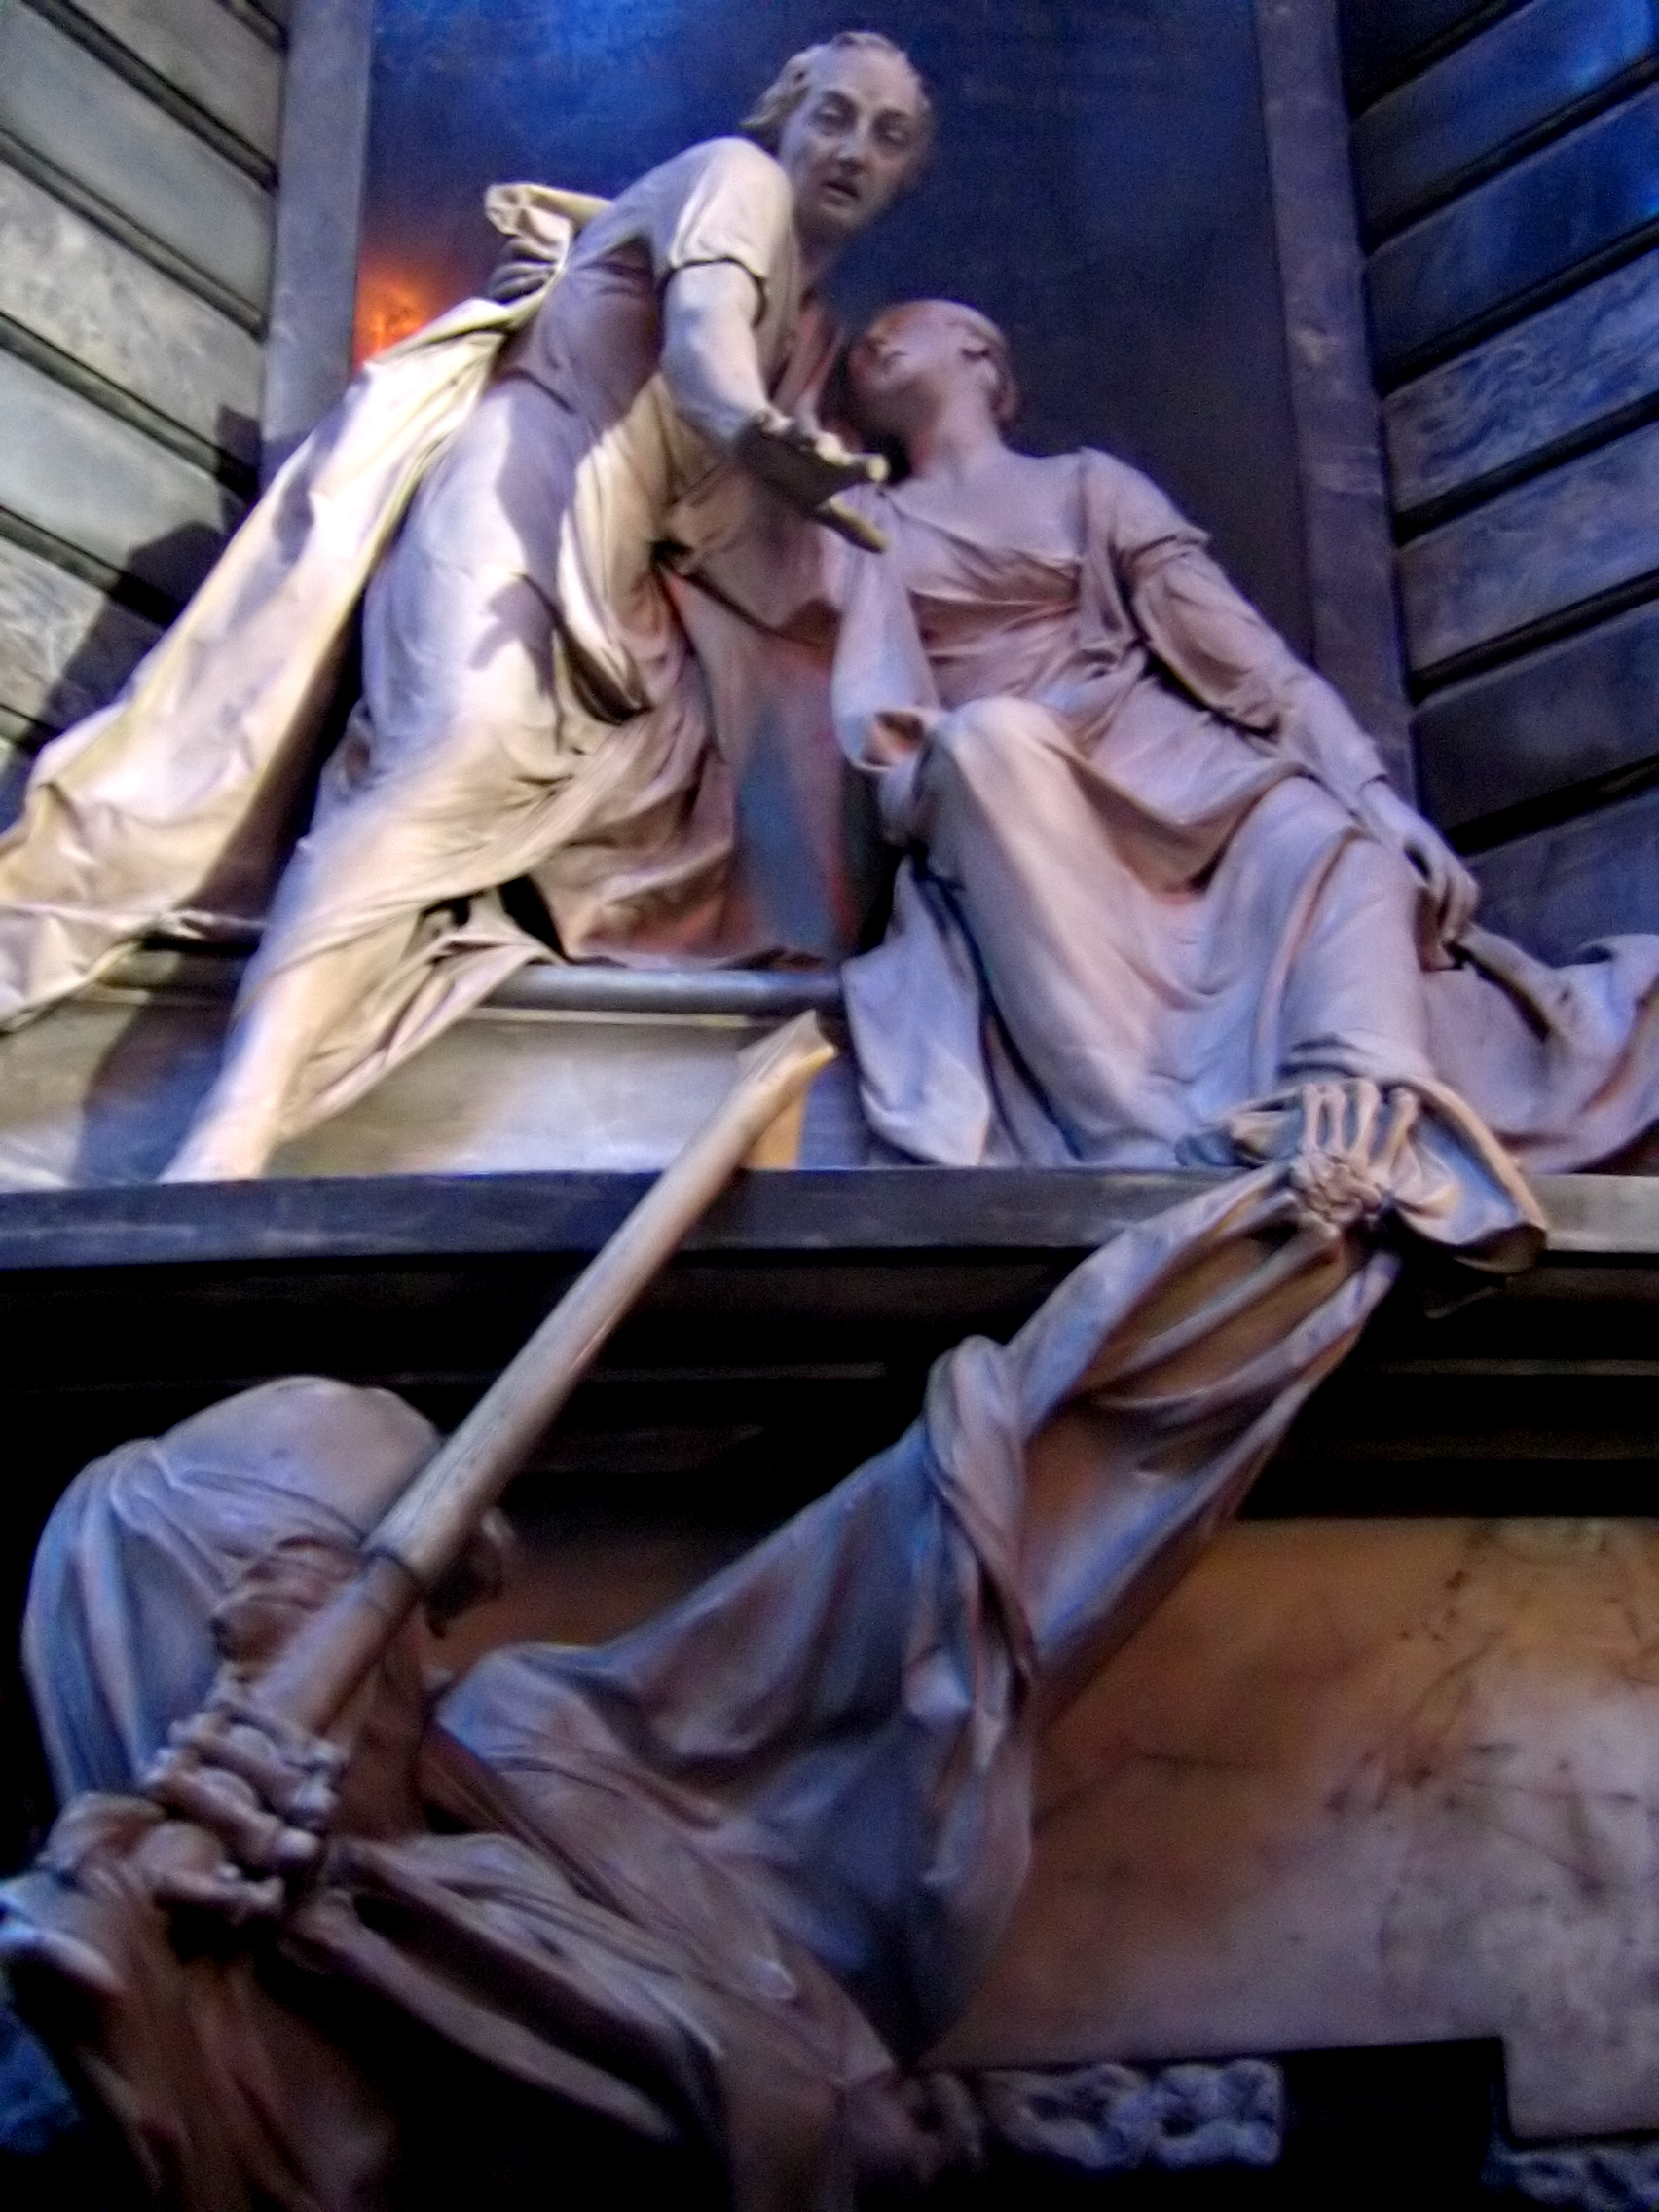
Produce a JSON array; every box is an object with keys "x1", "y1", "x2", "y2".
[
  {"x1": 830, "y1": 459, "x2": 1659, "y2": 1176},
  {"x1": 4, "y1": 1105, "x2": 1540, "y2": 2210}
]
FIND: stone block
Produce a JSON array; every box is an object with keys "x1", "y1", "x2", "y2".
[
  {"x1": 938, "y1": 1515, "x2": 1659, "y2": 2140},
  {"x1": 1469, "y1": 782, "x2": 1659, "y2": 958},
  {"x1": 1340, "y1": 0, "x2": 1502, "y2": 106},
  {"x1": 0, "y1": 4, "x2": 273, "y2": 314},
  {"x1": 1415, "y1": 599, "x2": 1659, "y2": 831},
  {"x1": 0, "y1": 348, "x2": 240, "y2": 601},
  {"x1": 0, "y1": 955, "x2": 869, "y2": 1188},
  {"x1": 0, "y1": 533, "x2": 160, "y2": 732},
  {"x1": 1385, "y1": 244, "x2": 1659, "y2": 516},
  {"x1": 1353, "y1": 0, "x2": 1653, "y2": 240},
  {"x1": 1368, "y1": 84, "x2": 1659, "y2": 380},
  {"x1": 61, "y1": 0, "x2": 283, "y2": 163},
  {"x1": 0, "y1": 161, "x2": 263, "y2": 461},
  {"x1": 1399, "y1": 417, "x2": 1659, "y2": 674}
]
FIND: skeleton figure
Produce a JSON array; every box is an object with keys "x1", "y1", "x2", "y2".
[{"x1": 4, "y1": 1079, "x2": 1540, "y2": 2209}]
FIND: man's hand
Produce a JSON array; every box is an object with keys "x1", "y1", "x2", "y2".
[
  {"x1": 735, "y1": 408, "x2": 891, "y2": 550},
  {"x1": 1355, "y1": 779, "x2": 1479, "y2": 945},
  {"x1": 661, "y1": 267, "x2": 886, "y2": 547}
]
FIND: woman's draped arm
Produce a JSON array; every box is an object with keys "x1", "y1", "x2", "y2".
[
  {"x1": 1087, "y1": 452, "x2": 1391, "y2": 813},
  {"x1": 1087, "y1": 455, "x2": 1476, "y2": 937},
  {"x1": 830, "y1": 501, "x2": 941, "y2": 767}
]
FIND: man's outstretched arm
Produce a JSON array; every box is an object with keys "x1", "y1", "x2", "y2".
[{"x1": 663, "y1": 263, "x2": 886, "y2": 548}]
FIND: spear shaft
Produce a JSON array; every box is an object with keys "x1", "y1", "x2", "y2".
[{"x1": 252, "y1": 1013, "x2": 835, "y2": 1737}]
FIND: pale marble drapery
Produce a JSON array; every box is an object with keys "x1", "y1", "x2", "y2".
[
  {"x1": 0, "y1": 279, "x2": 540, "y2": 1022},
  {"x1": 10, "y1": 1108, "x2": 1538, "y2": 2208},
  {"x1": 0, "y1": 149, "x2": 850, "y2": 1151}
]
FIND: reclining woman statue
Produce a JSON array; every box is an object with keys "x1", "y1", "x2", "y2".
[
  {"x1": 0, "y1": 34, "x2": 930, "y2": 1179},
  {"x1": 830, "y1": 300, "x2": 1659, "y2": 1178}
]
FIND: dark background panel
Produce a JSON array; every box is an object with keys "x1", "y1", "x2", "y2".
[
  {"x1": 1469, "y1": 781, "x2": 1659, "y2": 955},
  {"x1": 1396, "y1": 416, "x2": 1659, "y2": 679},
  {"x1": 1339, "y1": 0, "x2": 1518, "y2": 106},
  {"x1": 359, "y1": 0, "x2": 1314, "y2": 652},
  {"x1": 1345, "y1": 0, "x2": 1659, "y2": 948},
  {"x1": 1382, "y1": 246, "x2": 1659, "y2": 523}
]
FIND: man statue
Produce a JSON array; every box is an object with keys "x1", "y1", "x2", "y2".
[
  {"x1": 0, "y1": 36, "x2": 930, "y2": 1180},
  {"x1": 830, "y1": 300, "x2": 1659, "y2": 1176},
  {"x1": 160, "y1": 34, "x2": 935, "y2": 1180}
]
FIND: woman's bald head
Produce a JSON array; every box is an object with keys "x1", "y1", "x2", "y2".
[{"x1": 847, "y1": 300, "x2": 1020, "y2": 438}]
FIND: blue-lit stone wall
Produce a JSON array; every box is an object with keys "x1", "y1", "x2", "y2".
[
  {"x1": 360, "y1": 0, "x2": 1314, "y2": 653},
  {"x1": 1342, "y1": 0, "x2": 1659, "y2": 953}
]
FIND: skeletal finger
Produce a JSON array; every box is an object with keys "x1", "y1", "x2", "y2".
[
  {"x1": 151, "y1": 1866, "x2": 287, "y2": 1924},
  {"x1": 198, "y1": 1694, "x2": 346, "y2": 1776},
  {"x1": 149, "y1": 1761, "x2": 320, "y2": 1875},
  {"x1": 173, "y1": 1721, "x2": 338, "y2": 1829},
  {"x1": 1346, "y1": 1079, "x2": 1381, "y2": 1164},
  {"x1": 1302, "y1": 1083, "x2": 1336, "y2": 1158},
  {"x1": 1376, "y1": 1087, "x2": 1420, "y2": 1178}
]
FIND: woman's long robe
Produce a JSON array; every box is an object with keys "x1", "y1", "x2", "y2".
[{"x1": 832, "y1": 454, "x2": 1659, "y2": 1174}]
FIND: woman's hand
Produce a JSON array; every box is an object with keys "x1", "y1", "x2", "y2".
[{"x1": 1354, "y1": 779, "x2": 1479, "y2": 946}]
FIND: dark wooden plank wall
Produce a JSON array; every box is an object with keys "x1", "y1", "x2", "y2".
[
  {"x1": 1340, "y1": 0, "x2": 1659, "y2": 953},
  {"x1": 0, "y1": 0, "x2": 284, "y2": 776}
]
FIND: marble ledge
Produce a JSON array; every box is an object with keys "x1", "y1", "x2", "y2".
[{"x1": 0, "y1": 942, "x2": 1643, "y2": 1253}]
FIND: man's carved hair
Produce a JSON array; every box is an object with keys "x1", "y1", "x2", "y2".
[{"x1": 741, "y1": 31, "x2": 935, "y2": 176}]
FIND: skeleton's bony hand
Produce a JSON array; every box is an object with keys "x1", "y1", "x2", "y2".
[
  {"x1": 735, "y1": 409, "x2": 889, "y2": 550},
  {"x1": 141, "y1": 1689, "x2": 344, "y2": 1914}
]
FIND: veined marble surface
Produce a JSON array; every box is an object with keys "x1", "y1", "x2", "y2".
[{"x1": 938, "y1": 1515, "x2": 1659, "y2": 2139}]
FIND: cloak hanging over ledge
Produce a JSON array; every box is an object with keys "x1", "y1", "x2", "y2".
[
  {"x1": 0, "y1": 276, "x2": 545, "y2": 1025},
  {"x1": 1, "y1": 1090, "x2": 1541, "y2": 2209}
]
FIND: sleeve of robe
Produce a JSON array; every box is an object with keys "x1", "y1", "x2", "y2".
[
  {"x1": 821, "y1": 490, "x2": 949, "y2": 837},
  {"x1": 1083, "y1": 451, "x2": 1395, "y2": 811},
  {"x1": 645, "y1": 144, "x2": 851, "y2": 644},
  {"x1": 642, "y1": 135, "x2": 797, "y2": 307}
]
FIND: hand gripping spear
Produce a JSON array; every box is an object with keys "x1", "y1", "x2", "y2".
[{"x1": 64, "y1": 1013, "x2": 836, "y2": 1913}]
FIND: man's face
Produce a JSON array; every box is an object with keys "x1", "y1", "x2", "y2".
[
  {"x1": 775, "y1": 47, "x2": 926, "y2": 252},
  {"x1": 846, "y1": 303, "x2": 976, "y2": 436}
]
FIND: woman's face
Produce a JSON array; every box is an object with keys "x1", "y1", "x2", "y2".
[
  {"x1": 775, "y1": 48, "x2": 928, "y2": 252},
  {"x1": 846, "y1": 303, "x2": 982, "y2": 437}
]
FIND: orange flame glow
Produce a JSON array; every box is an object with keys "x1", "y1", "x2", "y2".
[{"x1": 352, "y1": 259, "x2": 456, "y2": 367}]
